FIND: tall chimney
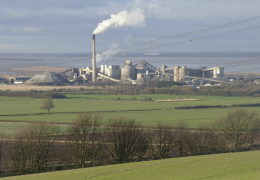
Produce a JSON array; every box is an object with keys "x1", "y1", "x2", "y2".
[{"x1": 92, "y1": 34, "x2": 96, "y2": 82}]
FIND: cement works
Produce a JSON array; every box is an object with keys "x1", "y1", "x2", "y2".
[
  {"x1": 73, "y1": 59, "x2": 225, "y2": 85},
  {"x1": 70, "y1": 34, "x2": 225, "y2": 85},
  {"x1": 5, "y1": 34, "x2": 226, "y2": 85}
]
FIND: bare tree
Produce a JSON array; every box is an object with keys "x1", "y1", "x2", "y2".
[
  {"x1": 186, "y1": 124, "x2": 217, "y2": 155},
  {"x1": 40, "y1": 98, "x2": 55, "y2": 114},
  {"x1": 175, "y1": 120, "x2": 189, "y2": 157},
  {"x1": 249, "y1": 127, "x2": 260, "y2": 148},
  {"x1": 29, "y1": 123, "x2": 60, "y2": 173},
  {"x1": 0, "y1": 133, "x2": 6, "y2": 176},
  {"x1": 7, "y1": 130, "x2": 32, "y2": 175},
  {"x1": 214, "y1": 108, "x2": 260, "y2": 152},
  {"x1": 6, "y1": 123, "x2": 60, "y2": 174},
  {"x1": 88, "y1": 114, "x2": 103, "y2": 167},
  {"x1": 106, "y1": 117, "x2": 149, "y2": 164},
  {"x1": 148, "y1": 122, "x2": 175, "y2": 159},
  {"x1": 66, "y1": 113, "x2": 103, "y2": 168}
]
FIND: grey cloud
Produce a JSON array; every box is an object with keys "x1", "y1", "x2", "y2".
[{"x1": 0, "y1": 0, "x2": 259, "y2": 53}]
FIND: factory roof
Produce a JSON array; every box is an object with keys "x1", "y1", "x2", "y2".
[{"x1": 25, "y1": 72, "x2": 68, "y2": 84}]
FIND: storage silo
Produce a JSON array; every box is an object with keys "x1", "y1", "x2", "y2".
[
  {"x1": 121, "y1": 60, "x2": 136, "y2": 80},
  {"x1": 179, "y1": 66, "x2": 187, "y2": 81},
  {"x1": 174, "y1": 66, "x2": 180, "y2": 82}
]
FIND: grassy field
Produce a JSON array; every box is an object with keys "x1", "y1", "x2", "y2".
[
  {"x1": 0, "y1": 122, "x2": 26, "y2": 134},
  {"x1": 3, "y1": 150, "x2": 260, "y2": 180},
  {"x1": 1, "y1": 94, "x2": 260, "y2": 132},
  {"x1": 3, "y1": 107, "x2": 260, "y2": 127},
  {"x1": 0, "y1": 95, "x2": 259, "y2": 115}
]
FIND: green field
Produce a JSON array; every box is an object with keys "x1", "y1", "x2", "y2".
[
  {"x1": 0, "y1": 94, "x2": 260, "y2": 132},
  {"x1": 0, "y1": 122, "x2": 26, "y2": 134},
  {"x1": 1, "y1": 92, "x2": 260, "y2": 179},
  {"x1": 3, "y1": 150, "x2": 260, "y2": 180}
]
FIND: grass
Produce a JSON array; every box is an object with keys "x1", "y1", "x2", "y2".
[
  {"x1": 65, "y1": 93, "x2": 257, "y2": 102},
  {"x1": 4, "y1": 107, "x2": 259, "y2": 127},
  {"x1": 0, "y1": 95, "x2": 260, "y2": 128},
  {"x1": 0, "y1": 95, "x2": 259, "y2": 115},
  {"x1": 0, "y1": 122, "x2": 26, "y2": 134},
  {"x1": 0, "y1": 121, "x2": 69, "y2": 134},
  {"x1": 3, "y1": 150, "x2": 260, "y2": 180}
]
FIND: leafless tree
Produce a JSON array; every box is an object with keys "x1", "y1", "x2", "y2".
[
  {"x1": 214, "y1": 108, "x2": 260, "y2": 152},
  {"x1": 148, "y1": 122, "x2": 175, "y2": 159},
  {"x1": 249, "y1": 127, "x2": 260, "y2": 148},
  {"x1": 29, "y1": 123, "x2": 60, "y2": 173},
  {"x1": 88, "y1": 114, "x2": 103, "y2": 167},
  {"x1": 6, "y1": 131, "x2": 32, "y2": 175},
  {"x1": 66, "y1": 113, "x2": 103, "y2": 168},
  {"x1": 6, "y1": 122, "x2": 60, "y2": 174},
  {"x1": 175, "y1": 120, "x2": 189, "y2": 157},
  {"x1": 40, "y1": 98, "x2": 55, "y2": 114},
  {"x1": 106, "y1": 117, "x2": 149, "y2": 164},
  {"x1": 147, "y1": 128, "x2": 155, "y2": 160},
  {"x1": 0, "y1": 133, "x2": 6, "y2": 176},
  {"x1": 186, "y1": 124, "x2": 217, "y2": 155}
]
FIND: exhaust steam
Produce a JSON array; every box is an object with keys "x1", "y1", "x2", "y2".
[
  {"x1": 96, "y1": 43, "x2": 119, "y2": 63},
  {"x1": 93, "y1": 8, "x2": 145, "y2": 34}
]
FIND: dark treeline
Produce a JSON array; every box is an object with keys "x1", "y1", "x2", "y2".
[
  {"x1": 0, "y1": 90, "x2": 66, "y2": 99},
  {"x1": 0, "y1": 108, "x2": 259, "y2": 177},
  {"x1": 2, "y1": 82, "x2": 260, "y2": 98},
  {"x1": 106, "y1": 83, "x2": 260, "y2": 97}
]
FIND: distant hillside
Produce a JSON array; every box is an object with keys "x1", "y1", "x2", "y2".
[
  {"x1": 119, "y1": 51, "x2": 260, "y2": 57},
  {"x1": 3, "y1": 151, "x2": 260, "y2": 180}
]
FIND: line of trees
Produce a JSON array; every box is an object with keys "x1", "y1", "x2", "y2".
[
  {"x1": 0, "y1": 91, "x2": 66, "y2": 99},
  {"x1": 0, "y1": 108, "x2": 259, "y2": 177},
  {"x1": 106, "y1": 83, "x2": 260, "y2": 97}
]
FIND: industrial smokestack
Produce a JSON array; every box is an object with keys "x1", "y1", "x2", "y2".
[{"x1": 92, "y1": 34, "x2": 96, "y2": 82}]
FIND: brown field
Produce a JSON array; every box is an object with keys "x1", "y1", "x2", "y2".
[
  {"x1": 0, "y1": 85, "x2": 101, "y2": 91},
  {"x1": 12, "y1": 66, "x2": 69, "y2": 72}
]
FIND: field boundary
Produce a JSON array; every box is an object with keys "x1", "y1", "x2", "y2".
[
  {"x1": 175, "y1": 103, "x2": 260, "y2": 109},
  {"x1": 1, "y1": 103, "x2": 260, "y2": 117}
]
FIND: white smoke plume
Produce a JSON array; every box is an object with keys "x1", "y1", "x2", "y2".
[
  {"x1": 93, "y1": 8, "x2": 145, "y2": 34},
  {"x1": 96, "y1": 43, "x2": 119, "y2": 63}
]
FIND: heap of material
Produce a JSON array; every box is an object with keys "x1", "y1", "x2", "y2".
[{"x1": 25, "y1": 72, "x2": 68, "y2": 84}]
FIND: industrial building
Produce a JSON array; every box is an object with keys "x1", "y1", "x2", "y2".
[
  {"x1": 71, "y1": 33, "x2": 225, "y2": 85},
  {"x1": 9, "y1": 76, "x2": 31, "y2": 84},
  {"x1": 6, "y1": 34, "x2": 226, "y2": 86},
  {"x1": 72, "y1": 59, "x2": 225, "y2": 85}
]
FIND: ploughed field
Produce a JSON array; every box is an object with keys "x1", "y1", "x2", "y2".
[
  {"x1": 0, "y1": 91, "x2": 260, "y2": 132},
  {"x1": 3, "y1": 150, "x2": 260, "y2": 180}
]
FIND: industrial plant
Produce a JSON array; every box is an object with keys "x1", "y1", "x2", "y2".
[
  {"x1": 4, "y1": 34, "x2": 226, "y2": 85},
  {"x1": 71, "y1": 59, "x2": 225, "y2": 85},
  {"x1": 69, "y1": 34, "x2": 226, "y2": 85}
]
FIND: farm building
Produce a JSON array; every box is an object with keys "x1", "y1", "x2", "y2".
[{"x1": 9, "y1": 76, "x2": 31, "y2": 84}]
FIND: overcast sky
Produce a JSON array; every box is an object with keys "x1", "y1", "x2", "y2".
[{"x1": 0, "y1": 0, "x2": 260, "y2": 53}]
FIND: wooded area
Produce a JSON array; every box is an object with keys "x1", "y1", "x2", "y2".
[{"x1": 0, "y1": 108, "x2": 259, "y2": 177}]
